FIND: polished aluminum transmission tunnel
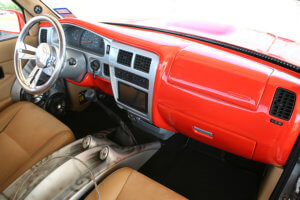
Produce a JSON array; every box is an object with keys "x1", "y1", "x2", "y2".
[{"x1": 0, "y1": 130, "x2": 161, "y2": 200}]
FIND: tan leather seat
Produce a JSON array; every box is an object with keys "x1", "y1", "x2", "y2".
[
  {"x1": 0, "y1": 101, "x2": 74, "y2": 191},
  {"x1": 85, "y1": 167, "x2": 187, "y2": 200}
]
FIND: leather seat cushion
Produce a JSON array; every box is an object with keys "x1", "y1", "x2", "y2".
[
  {"x1": 85, "y1": 167, "x2": 187, "y2": 200},
  {"x1": 0, "y1": 101, "x2": 74, "y2": 191}
]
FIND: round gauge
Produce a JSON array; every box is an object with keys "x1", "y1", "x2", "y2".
[
  {"x1": 72, "y1": 29, "x2": 81, "y2": 42},
  {"x1": 69, "y1": 28, "x2": 83, "y2": 46},
  {"x1": 80, "y1": 31, "x2": 105, "y2": 55},
  {"x1": 66, "y1": 27, "x2": 83, "y2": 47}
]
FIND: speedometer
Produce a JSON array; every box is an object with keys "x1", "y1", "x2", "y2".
[
  {"x1": 72, "y1": 29, "x2": 82, "y2": 43},
  {"x1": 80, "y1": 31, "x2": 105, "y2": 55},
  {"x1": 66, "y1": 27, "x2": 83, "y2": 47}
]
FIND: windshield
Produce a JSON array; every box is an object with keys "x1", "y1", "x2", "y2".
[{"x1": 42, "y1": 0, "x2": 300, "y2": 42}]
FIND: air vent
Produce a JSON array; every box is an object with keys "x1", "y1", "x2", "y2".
[
  {"x1": 103, "y1": 63, "x2": 110, "y2": 77},
  {"x1": 117, "y1": 50, "x2": 133, "y2": 67},
  {"x1": 40, "y1": 29, "x2": 48, "y2": 43},
  {"x1": 270, "y1": 88, "x2": 296, "y2": 120},
  {"x1": 134, "y1": 54, "x2": 152, "y2": 73},
  {"x1": 115, "y1": 68, "x2": 149, "y2": 89}
]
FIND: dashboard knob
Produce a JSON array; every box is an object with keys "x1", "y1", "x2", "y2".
[{"x1": 68, "y1": 58, "x2": 77, "y2": 65}]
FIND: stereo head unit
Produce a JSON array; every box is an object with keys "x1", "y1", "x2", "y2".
[{"x1": 118, "y1": 82, "x2": 148, "y2": 114}]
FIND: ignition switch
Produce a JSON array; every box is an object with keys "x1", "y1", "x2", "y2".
[{"x1": 91, "y1": 60, "x2": 100, "y2": 79}]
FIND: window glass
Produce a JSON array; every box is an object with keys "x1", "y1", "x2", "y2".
[
  {"x1": 42, "y1": 0, "x2": 300, "y2": 42},
  {"x1": 0, "y1": 0, "x2": 23, "y2": 41}
]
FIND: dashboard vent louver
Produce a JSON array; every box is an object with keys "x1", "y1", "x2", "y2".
[
  {"x1": 40, "y1": 29, "x2": 48, "y2": 43},
  {"x1": 117, "y1": 50, "x2": 133, "y2": 67},
  {"x1": 270, "y1": 88, "x2": 296, "y2": 121},
  {"x1": 134, "y1": 54, "x2": 152, "y2": 73},
  {"x1": 103, "y1": 64, "x2": 110, "y2": 77}
]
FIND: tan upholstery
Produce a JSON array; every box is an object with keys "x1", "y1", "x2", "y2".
[
  {"x1": 85, "y1": 168, "x2": 187, "y2": 200},
  {"x1": 0, "y1": 97, "x2": 13, "y2": 112},
  {"x1": 0, "y1": 36, "x2": 38, "y2": 111},
  {"x1": 0, "y1": 101, "x2": 74, "y2": 191}
]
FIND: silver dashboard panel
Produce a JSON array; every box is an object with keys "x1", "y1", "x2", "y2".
[
  {"x1": 39, "y1": 24, "x2": 159, "y2": 123},
  {"x1": 109, "y1": 41, "x2": 159, "y2": 123}
]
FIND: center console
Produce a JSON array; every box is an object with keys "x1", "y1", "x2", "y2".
[
  {"x1": 1, "y1": 130, "x2": 160, "y2": 200},
  {"x1": 109, "y1": 41, "x2": 159, "y2": 123}
]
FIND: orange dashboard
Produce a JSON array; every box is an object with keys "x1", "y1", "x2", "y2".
[{"x1": 42, "y1": 18, "x2": 300, "y2": 166}]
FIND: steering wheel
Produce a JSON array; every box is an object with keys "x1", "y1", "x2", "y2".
[{"x1": 14, "y1": 15, "x2": 66, "y2": 95}]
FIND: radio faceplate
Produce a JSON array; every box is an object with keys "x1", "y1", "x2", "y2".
[{"x1": 109, "y1": 41, "x2": 159, "y2": 123}]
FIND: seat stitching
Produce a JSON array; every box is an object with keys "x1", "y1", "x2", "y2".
[
  {"x1": 0, "y1": 105, "x2": 22, "y2": 133},
  {"x1": 0, "y1": 132, "x2": 31, "y2": 183},
  {"x1": 4, "y1": 131, "x2": 30, "y2": 156},
  {"x1": 0, "y1": 106, "x2": 28, "y2": 153},
  {"x1": 116, "y1": 169, "x2": 134, "y2": 200},
  {"x1": 0, "y1": 135, "x2": 30, "y2": 191},
  {"x1": 27, "y1": 130, "x2": 73, "y2": 158}
]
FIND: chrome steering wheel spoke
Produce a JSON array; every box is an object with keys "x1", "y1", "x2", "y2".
[
  {"x1": 18, "y1": 52, "x2": 36, "y2": 60},
  {"x1": 20, "y1": 43, "x2": 37, "y2": 53},
  {"x1": 17, "y1": 43, "x2": 37, "y2": 60}
]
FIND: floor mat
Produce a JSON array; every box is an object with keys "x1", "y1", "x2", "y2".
[{"x1": 140, "y1": 134, "x2": 265, "y2": 200}]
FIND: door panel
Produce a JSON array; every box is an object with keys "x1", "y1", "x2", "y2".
[
  {"x1": 0, "y1": 36, "x2": 37, "y2": 111},
  {"x1": 0, "y1": 38, "x2": 17, "y2": 110}
]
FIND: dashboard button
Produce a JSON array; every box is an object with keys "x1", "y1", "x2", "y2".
[{"x1": 106, "y1": 45, "x2": 110, "y2": 54}]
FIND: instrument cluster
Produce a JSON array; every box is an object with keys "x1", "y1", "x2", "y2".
[{"x1": 65, "y1": 26, "x2": 105, "y2": 55}]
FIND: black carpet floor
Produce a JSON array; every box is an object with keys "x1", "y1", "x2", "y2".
[
  {"x1": 140, "y1": 134, "x2": 266, "y2": 200},
  {"x1": 61, "y1": 102, "x2": 156, "y2": 143},
  {"x1": 61, "y1": 102, "x2": 118, "y2": 139}
]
